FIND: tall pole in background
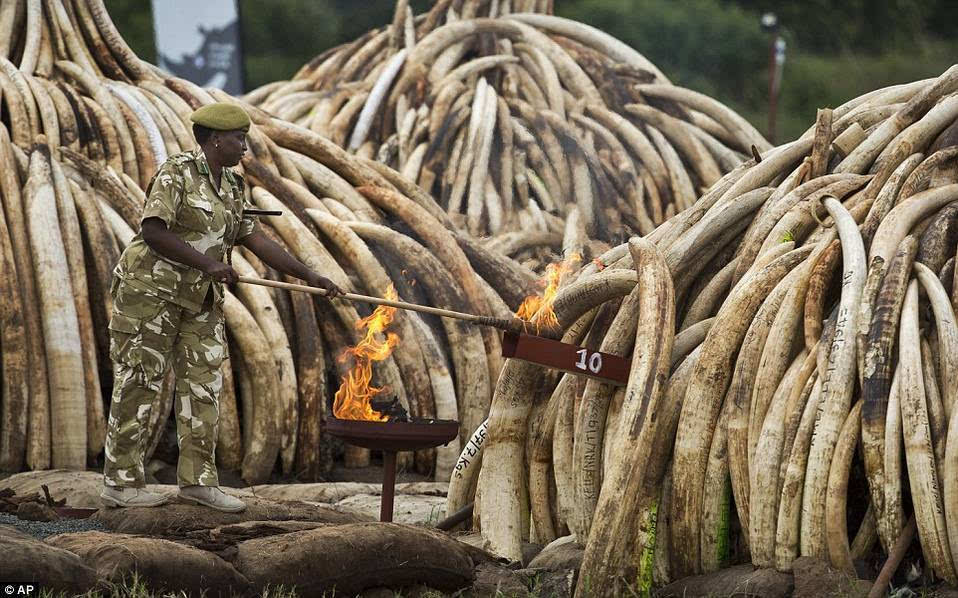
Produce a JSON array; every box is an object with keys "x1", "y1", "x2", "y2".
[{"x1": 761, "y1": 13, "x2": 785, "y2": 144}]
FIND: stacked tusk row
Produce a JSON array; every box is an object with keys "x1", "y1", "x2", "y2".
[
  {"x1": 0, "y1": 0, "x2": 545, "y2": 484},
  {"x1": 6, "y1": 0, "x2": 958, "y2": 593},
  {"x1": 465, "y1": 65, "x2": 958, "y2": 595},
  {"x1": 245, "y1": 0, "x2": 768, "y2": 271}
]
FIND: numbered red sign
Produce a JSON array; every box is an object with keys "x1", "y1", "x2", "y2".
[{"x1": 500, "y1": 332, "x2": 630, "y2": 386}]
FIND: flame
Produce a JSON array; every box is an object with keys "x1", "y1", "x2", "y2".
[
  {"x1": 515, "y1": 254, "x2": 581, "y2": 333},
  {"x1": 332, "y1": 285, "x2": 400, "y2": 421}
]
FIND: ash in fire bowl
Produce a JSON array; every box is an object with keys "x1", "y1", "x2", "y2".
[
  {"x1": 369, "y1": 395, "x2": 413, "y2": 422},
  {"x1": 366, "y1": 396, "x2": 457, "y2": 425}
]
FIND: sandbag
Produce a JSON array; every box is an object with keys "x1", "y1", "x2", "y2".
[
  {"x1": 250, "y1": 481, "x2": 448, "y2": 503},
  {"x1": 234, "y1": 522, "x2": 475, "y2": 596},
  {"x1": 0, "y1": 525, "x2": 98, "y2": 593},
  {"x1": 1, "y1": 470, "x2": 121, "y2": 508},
  {"x1": 250, "y1": 482, "x2": 378, "y2": 503},
  {"x1": 656, "y1": 564, "x2": 794, "y2": 598},
  {"x1": 184, "y1": 520, "x2": 334, "y2": 555},
  {"x1": 48, "y1": 531, "x2": 248, "y2": 597},
  {"x1": 528, "y1": 536, "x2": 584, "y2": 571},
  {"x1": 93, "y1": 497, "x2": 367, "y2": 535},
  {"x1": 334, "y1": 493, "x2": 447, "y2": 525}
]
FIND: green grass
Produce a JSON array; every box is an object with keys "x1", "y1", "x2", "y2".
[
  {"x1": 39, "y1": 572, "x2": 299, "y2": 598},
  {"x1": 35, "y1": 566, "x2": 675, "y2": 598},
  {"x1": 37, "y1": 575, "x2": 548, "y2": 598},
  {"x1": 424, "y1": 504, "x2": 444, "y2": 526}
]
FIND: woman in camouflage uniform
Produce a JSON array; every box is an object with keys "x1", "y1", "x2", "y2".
[{"x1": 100, "y1": 103, "x2": 342, "y2": 512}]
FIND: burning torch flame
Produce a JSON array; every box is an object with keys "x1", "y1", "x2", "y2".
[
  {"x1": 333, "y1": 285, "x2": 400, "y2": 421},
  {"x1": 515, "y1": 254, "x2": 581, "y2": 333}
]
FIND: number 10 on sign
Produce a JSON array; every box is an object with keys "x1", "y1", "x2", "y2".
[
  {"x1": 576, "y1": 349, "x2": 603, "y2": 374},
  {"x1": 500, "y1": 331, "x2": 630, "y2": 386}
]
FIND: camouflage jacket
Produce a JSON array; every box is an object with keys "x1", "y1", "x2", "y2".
[{"x1": 113, "y1": 149, "x2": 257, "y2": 313}]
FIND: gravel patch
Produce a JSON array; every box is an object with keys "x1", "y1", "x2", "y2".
[{"x1": 0, "y1": 512, "x2": 107, "y2": 540}]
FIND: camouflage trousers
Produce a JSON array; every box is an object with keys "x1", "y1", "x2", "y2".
[{"x1": 103, "y1": 279, "x2": 225, "y2": 488}]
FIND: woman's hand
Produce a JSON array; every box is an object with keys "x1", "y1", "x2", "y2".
[
  {"x1": 306, "y1": 273, "x2": 344, "y2": 299},
  {"x1": 202, "y1": 260, "x2": 239, "y2": 284},
  {"x1": 142, "y1": 218, "x2": 237, "y2": 282}
]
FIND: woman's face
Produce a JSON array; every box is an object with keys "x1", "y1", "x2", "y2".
[{"x1": 209, "y1": 129, "x2": 248, "y2": 166}]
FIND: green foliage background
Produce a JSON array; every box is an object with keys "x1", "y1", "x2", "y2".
[{"x1": 105, "y1": 0, "x2": 957, "y2": 143}]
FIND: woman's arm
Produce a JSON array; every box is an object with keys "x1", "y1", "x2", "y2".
[
  {"x1": 239, "y1": 229, "x2": 343, "y2": 297},
  {"x1": 142, "y1": 217, "x2": 239, "y2": 283}
]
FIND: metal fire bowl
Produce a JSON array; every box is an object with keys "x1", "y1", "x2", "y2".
[{"x1": 326, "y1": 418, "x2": 460, "y2": 452}]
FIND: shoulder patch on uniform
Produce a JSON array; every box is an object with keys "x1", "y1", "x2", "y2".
[{"x1": 168, "y1": 151, "x2": 196, "y2": 165}]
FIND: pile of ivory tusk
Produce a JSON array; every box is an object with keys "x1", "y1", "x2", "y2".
[
  {"x1": 0, "y1": 0, "x2": 541, "y2": 484},
  {"x1": 245, "y1": 0, "x2": 769, "y2": 262},
  {"x1": 450, "y1": 64, "x2": 958, "y2": 595}
]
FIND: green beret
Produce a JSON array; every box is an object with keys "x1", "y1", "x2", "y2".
[{"x1": 190, "y1": 103, "x2": 251, "y2": 131}]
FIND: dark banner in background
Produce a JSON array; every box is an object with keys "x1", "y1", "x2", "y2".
[{"x1": 151, "y1": 0, "x2": 245, "y2": 95}]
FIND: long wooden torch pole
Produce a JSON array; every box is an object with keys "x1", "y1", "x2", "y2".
[{"x1": 237, "y1": 276, "x2": 523, "y2": 333}]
